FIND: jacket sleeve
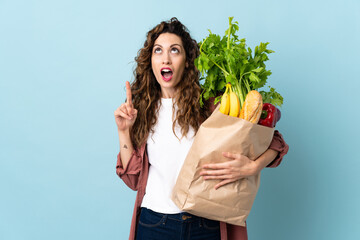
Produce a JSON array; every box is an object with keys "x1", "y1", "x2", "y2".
[
  {"x1": 266, "y1": 130, "x2": 289, "y2": 168},
  {"x1": 116, "y1": 145, "x2": 145, "y2": 191}
]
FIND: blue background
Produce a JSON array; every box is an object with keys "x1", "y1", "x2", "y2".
[{"x1": 1, "y1": 0, "x2": 359, "y2": 239}]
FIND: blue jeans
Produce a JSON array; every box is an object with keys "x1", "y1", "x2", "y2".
[{"x1": 136, "y1": 208, "x2": 221, "y2": 240}]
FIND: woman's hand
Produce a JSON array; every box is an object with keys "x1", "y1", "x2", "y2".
[
  {"x1": 114, "y1": 81, "x2": 138, "y2": 132},
  {"x1": 200, "y1": 149, "x2": 278, "y2": 190},
  {"x1": 200, "y1": 152, "x2": 260, "y2": 190}
]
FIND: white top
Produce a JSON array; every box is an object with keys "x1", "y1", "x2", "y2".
[{"x1": 141, "y1": 98, "x2": 195, "y2": 214}]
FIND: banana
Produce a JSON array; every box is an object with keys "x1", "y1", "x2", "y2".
[
  {"x1": 229, "y1": 87, "x2": 240, "y2": 117},
  {"x1": 219, "y1": 84, "x2": 231, "y2": 115}
]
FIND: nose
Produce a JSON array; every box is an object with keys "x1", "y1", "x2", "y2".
[{"x1": 162, "y1": 52, "x2": 171, "y2": 64}]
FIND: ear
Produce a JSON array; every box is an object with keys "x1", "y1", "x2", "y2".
[{"x1": 185, "y1": 62, "x2": 189, "y2": 68}]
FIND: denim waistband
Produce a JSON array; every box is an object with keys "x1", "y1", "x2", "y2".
[{"x1": 141, "y1": 207, "x2": 204, "y2": 222}]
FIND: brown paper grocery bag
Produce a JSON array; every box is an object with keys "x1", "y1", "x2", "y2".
[{"x1": 171, "y1": 105, "x2": 274, "y2": 226}]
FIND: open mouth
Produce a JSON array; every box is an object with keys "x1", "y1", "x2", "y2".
[{"x1": 161, "y1": 68, "x2": 173, "y2": 81}]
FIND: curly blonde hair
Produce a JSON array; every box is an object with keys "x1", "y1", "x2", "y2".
[{"x1": 129, "y1": 17, "x2": 209, "y2": 148}]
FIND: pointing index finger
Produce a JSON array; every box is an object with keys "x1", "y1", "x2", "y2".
[{"x1": 126, "y1": 81, "x2": 132, "y2": 106}]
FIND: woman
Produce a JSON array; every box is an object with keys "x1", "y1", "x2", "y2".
[{"x1": 114, "y1": 17, "x2": 289, "y2": 240}]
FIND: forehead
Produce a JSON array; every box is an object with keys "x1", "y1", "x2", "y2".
[{"x1": 154, "y1": 33, "x2": 183, "y2": 47}]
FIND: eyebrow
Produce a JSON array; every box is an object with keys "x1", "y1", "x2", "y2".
[{"x1": 154, "y1": 44, "x2": 182, "y2": 48}]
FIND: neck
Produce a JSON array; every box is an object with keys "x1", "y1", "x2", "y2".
[{"x1": 161, "y1": 89, "x2": 177, "y2": 98}]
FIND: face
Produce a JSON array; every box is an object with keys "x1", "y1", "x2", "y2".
[{"x1": 151, "y1": 33, "x2": 187, "y2": 98}]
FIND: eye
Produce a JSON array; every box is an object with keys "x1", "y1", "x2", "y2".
[
  {"x1": 171, "y1": 48, "x2": 180, "y2": 53},
  {"x1": 154, "y1": 47, "x2": 162, "y2": 53}
]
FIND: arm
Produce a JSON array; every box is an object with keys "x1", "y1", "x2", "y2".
[
  {"x1": 116, "y1": 144, "x2": 145, "y2": 191},
  {"x1": 200, "y1": 130, "x2": 289, "y2": 189},
  {"x1": 118, "y1": 128, "x2": 135, "y2": 170},
  {"x1": 250, "y1": 130, "x2": 289, "y2": 172},
  {"x1": 253, "y1": 148, "x2": 278, "y2": 171},
  {"x1": 114, "y1": 81, "x2": 142, "y2": 190},
  {"x1": 266, "y1": 130, "x2": 289, "y2": 168},
  {"x1": 115, "y1": 81, "x2": 138, "y2": 168}
]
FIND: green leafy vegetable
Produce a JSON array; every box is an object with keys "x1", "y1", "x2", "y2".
[
  {"x1": 195, "y1": 17, "x2": 283, "y2": 108},
  {"x1": 260, "y1": 87, "x2": 284, "y2": 106}
]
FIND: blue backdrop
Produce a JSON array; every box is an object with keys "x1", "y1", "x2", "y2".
[{"x1": 1, "y1": 0, "x2": 359, "y2": 239}]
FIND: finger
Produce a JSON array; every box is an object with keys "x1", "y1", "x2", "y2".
[
  {"x1": 114, "y1": 107, "x2": 120, "y2": 116},
  {"x1": 125, "y1": 104, "x2": 138, "y2": 119},
  {"x1": 203, "y1": 174, "x2": 233, "y2": 180},
  {"x1": 202, "y1": 162, "x2": 230, "y2": 170},
  {"x1": 131, "y1": 108, "x2": 138, "y2": 118},
  {"x1": 222, "y1": 152, "x2": 240, "y2": 160},
  {"x1": 200, "y1": 169, "x2": 229, "y2": 176},
  {"x1": 115, "y1": 105, "x2": 126, "y2": 113},
  {"x1": 119, "y1": 103, "x2": 130, "y2": 115},
  {"x1": 126, "y1": 81, "x2": 132, "y2": 106},
  {"x1": 125, "y1": 103, "x2": 134, "y2": 119},
  {"x1": 118, "y1": 108, "x2": 132, "y2": 120},
  {"x1": 214, "y1": 179, "x2": 236, "y2": 190}
]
